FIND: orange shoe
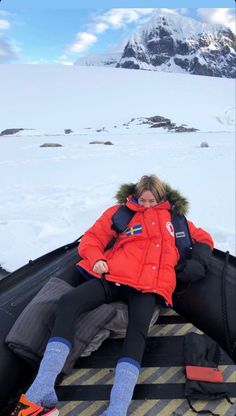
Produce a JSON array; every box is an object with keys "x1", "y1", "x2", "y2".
[{"x1": 10, "y1": 394, "x2": 59, "y2": 416}]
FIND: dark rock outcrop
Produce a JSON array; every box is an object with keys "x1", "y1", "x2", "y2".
[
  {"x1": 125, "y1": 115, "x2": 198, "y2": 133},
  {"x1": 200, "y1": 141, "x2": 209, "y2": 148},
  {"x1": 0, "y1": 128, "x2": 24, "y2": 136},
  {"x1": 40, "y1": 143, "x2": 63, "y2": 148},
  {"x1": 89, "y1": 141, "x2": 113, "y2": 145}
]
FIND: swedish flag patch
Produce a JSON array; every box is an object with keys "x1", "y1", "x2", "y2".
[{"x1": 126, "y1": 224, "x2": 142, "y2": 236}]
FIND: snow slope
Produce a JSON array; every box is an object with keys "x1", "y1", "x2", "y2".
[
  {"x1": 75, "y1": 52, "x2": 121, "y2": 67},
  {"x1": 0, "y1": 65, "x2": 235, "y2": 133}
]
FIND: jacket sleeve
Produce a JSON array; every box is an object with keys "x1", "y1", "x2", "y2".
[
  {"x1": 187, "y1": 220, "x2": 214, "y2": 251},
  {"x1": 78, "y1": 205, "x2": 119, "y2": 268}
]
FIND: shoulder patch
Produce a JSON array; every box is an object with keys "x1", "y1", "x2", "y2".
[{"x1": 166, "y1": 221, "x2": 175, "y2": 237}]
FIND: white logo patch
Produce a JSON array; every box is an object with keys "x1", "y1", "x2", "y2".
[{"x1": 166, "y1": 221, "x2": 175, "y2": 237}]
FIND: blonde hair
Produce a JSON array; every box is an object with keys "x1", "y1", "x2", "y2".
[{"x1": 135, "y1": 175, "x2": 166, "y2": 203}]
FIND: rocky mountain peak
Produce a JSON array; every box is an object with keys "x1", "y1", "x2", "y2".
[{"x1": 117, "y1": 10, "x2": 235, "y2": 78}]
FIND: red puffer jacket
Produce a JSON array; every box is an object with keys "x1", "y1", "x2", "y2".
[{"x1": 77, "y1": 198, "x2": 214, "y2": 305}]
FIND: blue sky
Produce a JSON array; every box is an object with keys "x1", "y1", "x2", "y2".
[{"x1": 0, "y1": 4, "x2": 235, "y2": 64}]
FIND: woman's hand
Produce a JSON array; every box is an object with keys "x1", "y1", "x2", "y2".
[{"x1": 93, "y1": 260, "x2": 109, "y2": 274}]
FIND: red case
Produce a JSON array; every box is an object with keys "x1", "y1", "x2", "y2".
[{"x1": 185, "y1": 366, "x2": 224, "y2": 383}]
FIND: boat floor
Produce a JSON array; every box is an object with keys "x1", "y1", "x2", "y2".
[{"x1": 55, "y1": 309, "x2": 236, "y2": 416}]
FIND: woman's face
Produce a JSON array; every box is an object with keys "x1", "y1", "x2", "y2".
[{"x1": 137, "y1": 190, "x2": 158, "y2": 208}]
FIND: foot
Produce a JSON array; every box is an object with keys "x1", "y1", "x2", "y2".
[
  {"x1": 26, "y1": 386, "x2": 58, "y2": 409},
  {"x1": 10, "y1": 394, "x2": 59, "y2": 416}
]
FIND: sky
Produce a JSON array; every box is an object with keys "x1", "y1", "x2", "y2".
[
  {"x1": 0, "y1": 5, "x2": 235, "y2": 64},
  {"x1": 0, "y1": 64, "x2": 235, "y2": 271}
]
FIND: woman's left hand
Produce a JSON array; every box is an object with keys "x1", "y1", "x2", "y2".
[{"x1": 93, "y1": 260, "x2": 109, "y2": 274}]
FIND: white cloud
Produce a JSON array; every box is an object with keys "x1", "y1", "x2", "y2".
[
  {"x1": 94, "y1": 22, "x2": 109, "y2": 34},
  {"x1": 0, "y1": 19, "x2": 11, "y2": 30},
  {"x1": 59, "y1": 60, "x2": 73, "y2": 66},
  {"x1": 27, "y1": 57, "x2": 74, "y2": 65},
  {"x1": 56, "y1": 55, "x2": 74, "y2": 65},
  {"x1": 96, "y1": 8, "x2": 154, "y2": 30},
  {"x1": 159, "y1": 9, "x2": 178, "y2": 15},
  {"x1": 157, "y1": 8, "x2": 188, "y2": 16},
  {"x1": 197, "y1": 8, "x2": 235, "y2": 34},
  {"x1": 178, "y1": 8, "x2": 189, "y2": 15},
  {"x1": 0, "y1": 38, "x2": 19, "y2": 62},
  {"x1": 67, "y1": 32, "x2": 97, "y2": 54},
  {"x1": 61, "y1": 62, "x2": 73, "y2": 66},
  {"x1": 0, "y1": 12, "x2": 20, "y2": 63}
]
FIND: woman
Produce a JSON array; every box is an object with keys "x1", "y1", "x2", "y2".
[{"x1": 11, "y1": 175, "x2": 214, "y2": 416}]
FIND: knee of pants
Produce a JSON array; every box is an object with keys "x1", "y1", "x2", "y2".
[
  {"x1": 56, "y1": 291, "x2": 81, "y2": 316},
  {"x1": 58, "y1": 291, "x2": 73, "y2": 307}
]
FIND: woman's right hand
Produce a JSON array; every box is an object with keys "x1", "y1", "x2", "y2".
[{"x1": 93, "y1": 260, "x2": 109, "y2": 274}]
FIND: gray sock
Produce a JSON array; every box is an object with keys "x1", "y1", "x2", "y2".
[
  {"x1": 102, "y1": 358, "x2": 140, "y2": 416},
  {"x1": 26, "y1": 338, "x2": 71, "y2": 407}
]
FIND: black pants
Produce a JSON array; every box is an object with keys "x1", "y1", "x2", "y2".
[{"x1": 51, "y1": 277, "x2": 158, "y2": 364}]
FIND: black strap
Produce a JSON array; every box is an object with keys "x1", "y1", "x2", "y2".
[
  {"x1": 221, "y1": 251, "x2": 233, "y2": 357},
  {"x1": 100, "y1": 273, "x2": 113, "y2": 302},
  {"x1": 226, "y1": 396, "x2": 234, "y2": 405},
  {"x1": 171, "y1": 213, "x2": 193, "y2": 264},
  {"x1": 104, "y1": 205, "x2": 135, "y2": 251},
  {"x1": 187, "y1": 398, "x2": 220, "y2": 416},
  {"x1": 111, "y1": 205, "x2": 135, "y2": 233},
  {"x1": 56, "y1": 383, "x2": 236, "y2": 402},
  {"x1": 104, "y1": 236, "x2": 118, "y2": 252},
  {"x1": 56, "y1": 383, "x2": 186, "y2": 401}
]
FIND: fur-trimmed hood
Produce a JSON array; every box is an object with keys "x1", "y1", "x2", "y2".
[{"x1": 114, "y1": 182, "x2": 189, "y2": 216}]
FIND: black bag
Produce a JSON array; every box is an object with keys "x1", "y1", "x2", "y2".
[
  {"x1": 173, "y1": 250, "x2": 236, "y2": 363},
  {"x1": 184, "y1": 333, "x2": 233, "y2": 415}
]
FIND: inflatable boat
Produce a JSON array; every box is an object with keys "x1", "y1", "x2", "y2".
[{"x1": 0, "y1": 240, "x2": 235, "y2": 415}]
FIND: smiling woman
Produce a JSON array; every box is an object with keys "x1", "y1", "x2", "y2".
[{"x1": 9, "y1": 174, "x2": 215, "y2": 416}]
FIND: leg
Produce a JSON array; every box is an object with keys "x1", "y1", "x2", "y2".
[
  {"x1": 26, "y1": 278, "x2": 111, "y2": 407},
  {"x1": 103, "y1": 290, "x2": 158, "y2": 416},
  {"x1": 52, "y1": 277, "x2": 110, "y2": 342},
  {"x1": 122, "y1": 290, "x2": 158, "y2": 362}
]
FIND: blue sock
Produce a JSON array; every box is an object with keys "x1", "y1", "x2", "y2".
[
  {"x1": 102, "y1": 358, "x2": 140, "y2": 416},
  {"x1": 26, "y1": 337, "x2": 71, "y2": 408}
]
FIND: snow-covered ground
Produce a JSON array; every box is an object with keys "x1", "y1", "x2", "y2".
[{"x1": 0, "y1": 65, "x2": 235, "y2": 272}]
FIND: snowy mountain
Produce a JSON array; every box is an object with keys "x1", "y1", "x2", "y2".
[
  {"x1": 117, "y1": 10, "x2": 235, "y2": 78},
  {"x1": 75, "y1": 52, "x2": 121, "y2": 67}
]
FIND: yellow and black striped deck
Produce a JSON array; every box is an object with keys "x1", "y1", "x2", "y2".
[{"x1": 56, "y1": 309, "x2": 236, "y2": 416}]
